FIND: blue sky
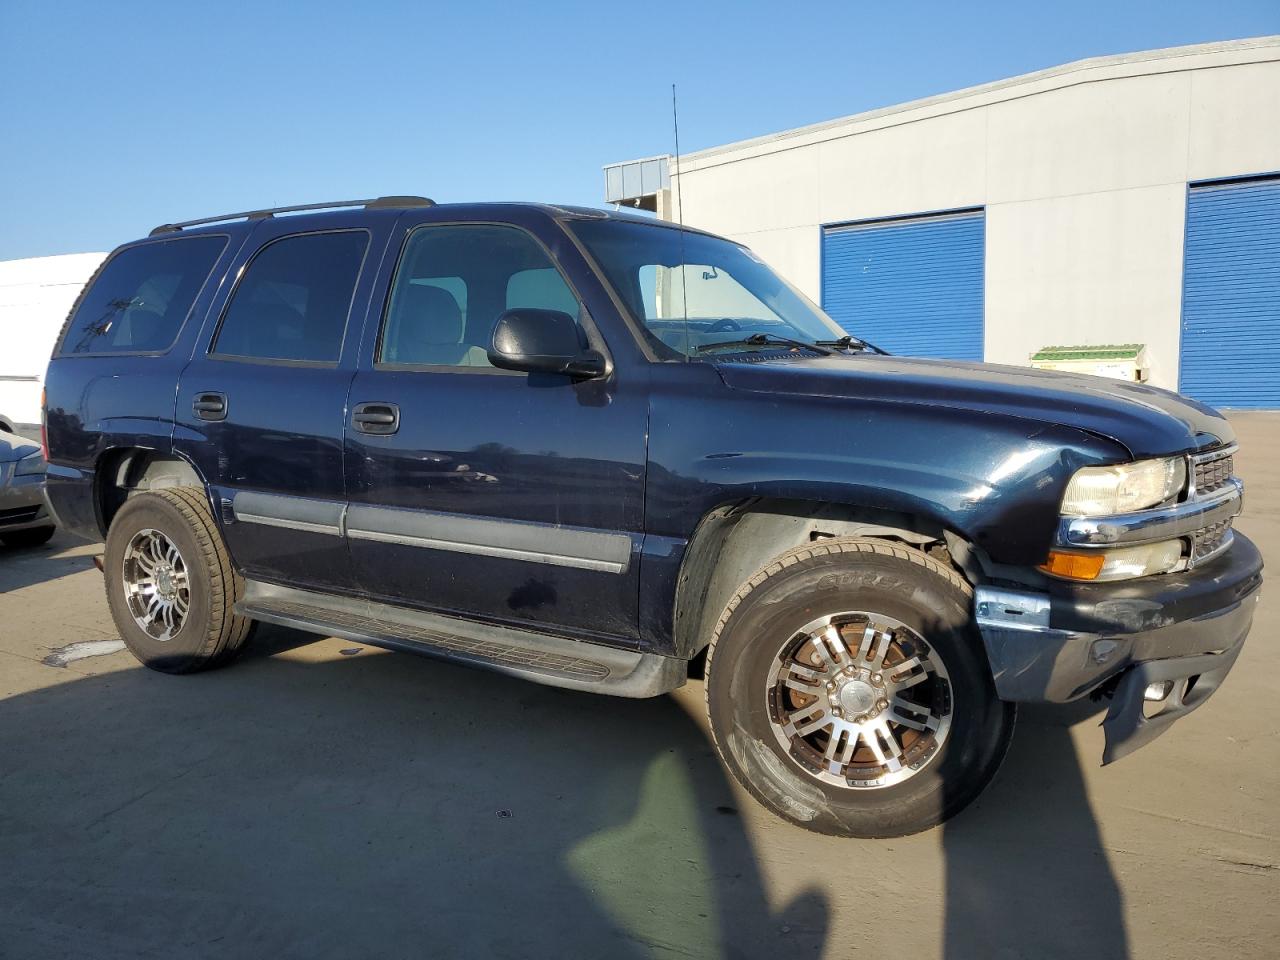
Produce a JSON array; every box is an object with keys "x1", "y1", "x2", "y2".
[{"x1": 2, "y1": 0, "x2": 1277, "y2": 260}]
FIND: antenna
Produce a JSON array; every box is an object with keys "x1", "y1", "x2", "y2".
[{"x1": 672, "y1": 83, "x2": 690, "y2": 358}]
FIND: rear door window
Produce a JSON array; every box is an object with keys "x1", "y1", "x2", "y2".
[
  {"x1": 213, "y1": 231, "x2": 369, "y2": 363},
  {"x1": 58, "y1": 235, "x2": 227, "y2": 355}
]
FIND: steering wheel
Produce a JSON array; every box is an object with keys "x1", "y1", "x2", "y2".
[{"x1": 707, "y1": 318, "x2": 742, "y2": 333}]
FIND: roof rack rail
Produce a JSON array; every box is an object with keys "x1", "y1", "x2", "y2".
[{"x1": 148, "y1": 195, "x2": 435, "y2": 236}]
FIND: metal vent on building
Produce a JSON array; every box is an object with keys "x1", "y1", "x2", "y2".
[
  {"x1": 1180, "y1": 175, "x2": 1280, "y2": 409},
  {"x1": 602, "y1": 156, "x2": 670, "y2": 212},
  {"x1": 821, "y1": 208, "x2": 985, "y2": 362}
]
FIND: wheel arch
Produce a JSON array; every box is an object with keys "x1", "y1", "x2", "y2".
[
  {"x1": 672, "y1": 497, "x2": 973, "y2": 662},
  {"x1": 94, "y1": 446, "x2": 210, "y2": 537}
]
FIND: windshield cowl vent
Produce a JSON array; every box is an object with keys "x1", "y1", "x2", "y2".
[{"x1": 706, "y1": 350, "x2": 813, "y2": 364}]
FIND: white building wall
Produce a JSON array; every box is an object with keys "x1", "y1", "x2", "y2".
[
  {"x1": 665, "y1": 38, "x2": 1280, "y2": 390},
  {"x1": 0, "y1": 252, "x2": 106, "y2": 434}
]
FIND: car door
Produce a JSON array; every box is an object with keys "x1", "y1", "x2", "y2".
[
  {"x1": 175, "y1": 215, "x2": 390, "y2": 592},
  {"x1": 344, "y1": 212, "x2": 648, "y2": 642}
]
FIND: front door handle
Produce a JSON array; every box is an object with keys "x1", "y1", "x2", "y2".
[
  {"x1": 352, "y1": 401, "x2": 400, "y2": 435},
  {"x1": 193, "y1": 392, "x2": 227, "y2": 421}
]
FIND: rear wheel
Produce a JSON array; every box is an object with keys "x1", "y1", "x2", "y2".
[
  {"x1": 104, "y1": 487, "x2": 254, "y2": 673},
  {"x1": 0, "y1": 525, "x2": 56, "y2": 548},
  {"x1": 705, "y1": 537, "x2": 1014, "y2": 838}
]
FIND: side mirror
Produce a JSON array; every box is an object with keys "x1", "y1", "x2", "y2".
[{"x1": 487, "y1": 309, "x2": 608, "y2": 379}]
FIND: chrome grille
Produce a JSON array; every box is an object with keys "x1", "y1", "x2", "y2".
[
  {"x1": 1185, "y1": 446, "x2": 1240, "y2": 566},
  {"x1": 1191, "y1": 519, "x2": 1233, "y2": 561},
  {"x1": 1194, "y1": 454, "x2": 1234, "y2": 495}
]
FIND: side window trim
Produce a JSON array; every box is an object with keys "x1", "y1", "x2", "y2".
[
  {"x1": 54, "y1": 233, "x2": 231, "y2": 358},
  {"x1": 207, "y1": 228, "x2": 372, "y2": 368},
  {"x1": 370, "y1": 220, "x2": 605, "y2": 374}
]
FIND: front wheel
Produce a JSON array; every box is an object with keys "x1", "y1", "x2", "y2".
[{"x1": 705, "y1": 537, "x2": 1014, "y2": 838}]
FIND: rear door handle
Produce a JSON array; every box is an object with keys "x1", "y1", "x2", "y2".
[
  {"x1": 193, "y1": 392, "x2": 227, "y2": 421},
  {"x1": 352, "y1": 401, "x2": 400, "y2": 435}
]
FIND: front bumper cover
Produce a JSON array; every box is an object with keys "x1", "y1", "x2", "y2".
[
  {"x1": 1099, "y1": 629, "x2": 1246, "y2": 764},
  {"x1": 0, "y1": 463, "x2": 54, "y2": 533},
  {"x1": 975, "y1": 531, "x2": 1262, "y2": 762}
]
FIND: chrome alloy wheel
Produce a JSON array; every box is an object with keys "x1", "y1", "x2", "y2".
[
  {"x1": 122, "y1": 528, "x2": 191, "y2": 642},
  {"x1": 766, "y1": 612, "x2": 953, "y2": 789}
]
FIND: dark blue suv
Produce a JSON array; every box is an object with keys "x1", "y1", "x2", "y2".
[{"x1": 43, "y1": 197, "x2": 1262, "y2": 837}]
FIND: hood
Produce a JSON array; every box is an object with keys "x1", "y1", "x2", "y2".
[
  {"x1": 713, "y1": 354, "x2": 1232, "y2": 458},
  {"x1": 0, "y1": 430, "x2": 41, "y2": 464}
]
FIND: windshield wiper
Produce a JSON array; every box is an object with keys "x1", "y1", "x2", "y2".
[
  {"x1": 814, "y1": 334, "x2": 891, "y2": 355},
  {"x1": 696, "y1": 333, "x2": 833, "y2": 356}
]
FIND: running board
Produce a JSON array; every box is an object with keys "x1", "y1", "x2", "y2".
[{"x1": 236, "y1": 581, "x2": 685, "y2": 698}]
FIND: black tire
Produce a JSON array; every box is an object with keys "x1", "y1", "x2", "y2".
[
  {"x1": 104, "y1": 487, "x2": 254, "y2": 674},
  {"x1": 0, "y1": 525, "x2": 56, "y2": 548},
  {"x1": 705, "y1": 537, "x2": 1014, "y2": 838}
]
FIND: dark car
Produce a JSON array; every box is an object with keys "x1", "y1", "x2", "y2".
[
  {"x1": 42, "y1": 197, "x2": 1261, "y2": 838},
  {"x1": 0, "y1": 428, "x2": 56, "y2": 548}
]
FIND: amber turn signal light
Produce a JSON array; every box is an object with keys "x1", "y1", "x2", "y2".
[{"x1": 1039, "y1": 550, "x2": 1106, "y2": 581}]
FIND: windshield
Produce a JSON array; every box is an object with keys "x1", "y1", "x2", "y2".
[{"x1": 568, "y1": 218, "x2": 847, "y2": 358}]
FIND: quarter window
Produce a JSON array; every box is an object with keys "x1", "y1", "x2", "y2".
[
  {"x1": 59, "y1": 235, "x2": 227, "y2": 355},
  {"x1": 213, "y1": 231, "x2": 368, "y2": 363},
  {"x1": 379, "y1": 224, "x2": 581, "y2": 368}
]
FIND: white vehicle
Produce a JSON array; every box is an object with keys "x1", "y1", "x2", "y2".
[{"x1": 0, "y1": 252, "x2": 106, "y2": 435}]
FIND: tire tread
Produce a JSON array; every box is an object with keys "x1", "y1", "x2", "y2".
[{"x1": 702, "y1": 537, "x2": 983, "y2": 835}]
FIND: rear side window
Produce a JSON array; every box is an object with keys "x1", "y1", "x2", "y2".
[
  {"x1": 213, "y1": 231, "x2": 368, "y2": 363},
  {"x1": 59, "y1": 235, "x2": 227, "y2": 355}
]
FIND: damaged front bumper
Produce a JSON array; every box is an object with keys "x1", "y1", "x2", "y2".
[{"x1": 975, "y1": 531, "x2": 1263, "y2": 763}]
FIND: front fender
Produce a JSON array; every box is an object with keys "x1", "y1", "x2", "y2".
[
  {"x1": 637, "y1": 367, "x2": 1126, "y2": 652},
  {"x1": 646, "y1": 381, "x2": 1123, "y2": 565}
]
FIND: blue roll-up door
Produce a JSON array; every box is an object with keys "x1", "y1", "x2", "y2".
[
  {"x1": 1181, "y1": 177, "x2": 1280, "y2": 408},
  {"x1": 822, "y1": 209, "x2": 985, "y2": 361}
]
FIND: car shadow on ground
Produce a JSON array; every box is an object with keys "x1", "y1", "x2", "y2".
[
  {"x1": 0, "y1": 530, "x2": 95, "y2": 594},
  {"x1": 943, "y1": 700, "x2": 1130, "y2": 960},
  {"x1": 1, "y1": 621, "x2": 1128, "y2": 959},
  {"x1": 0, "y1": 624, "x2": 828, "y2": 959}
]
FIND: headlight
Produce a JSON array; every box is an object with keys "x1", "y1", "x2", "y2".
[
  {"x1": 1060, "y1": 457, "x2": 1185, "y2": 516},
  {"x1": 13, "y1": 451, "x2": 46, "y2": 477},
  {"x1": 1041, "y1": 540, "x2": 1184, "y2": 582}
]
